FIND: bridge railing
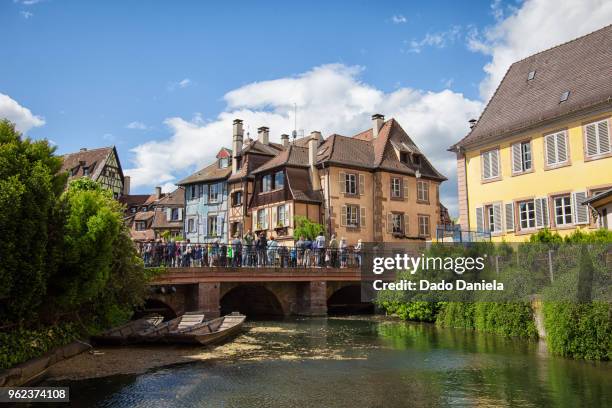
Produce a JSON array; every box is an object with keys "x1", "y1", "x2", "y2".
[{"x1": 139, "y1": 244, "x2": 366, "y2": 269}]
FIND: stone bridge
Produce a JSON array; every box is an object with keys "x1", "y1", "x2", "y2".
[{"x1": 145, "y1": 267, "x2": 372, "y2": 318}]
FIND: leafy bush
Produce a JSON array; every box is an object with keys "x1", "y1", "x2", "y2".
[
  {"x1": 292, "y1": 215, "x2": 326, "y2": 240},
  {"x1": 380, "y1": 301, "x2": 439, "y2": 322}
]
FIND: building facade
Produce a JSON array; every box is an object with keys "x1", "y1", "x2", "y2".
[
  {"x1": 450, "y1": 25, "x2": 612, "y2": 241},
  {"x1": 61, "y1": 146, "x2": 126, "y2": 198},
  {"x1": 178, "y1": 149, "x2": 232, "y2": 243}
]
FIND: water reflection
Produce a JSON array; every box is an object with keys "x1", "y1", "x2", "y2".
[{"x1": 47, "y1": 317, "x2": 611, "y2": 408}]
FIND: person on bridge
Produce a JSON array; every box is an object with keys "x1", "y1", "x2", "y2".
[
  {"x1": 303, "y1": 236, "x2": 312, "y2": 267},
  {"x1": 315, "y1": 232, "x2": 326, "y2": 268},
  {"x1": 257, "y1": 232, "x2": 267, "y2": 267},
  {"x1": 232, "y1": 235, "x2": 242, "y2": 267},
  {"x1": 267, "y1": 235, "x2": 279, "y2": 266},
  {"x1": 339, "y1": 237, "x2": 348, "y2": 268},
  {"x1": 296, "y1": 236, "x2": 305, "y2": 266},
  {"x1": 329, "y1": 234, "x2": 339, "y2": 268},
  {"x1": 242, "y1": 230, "x2": 255, "y2": 267}
]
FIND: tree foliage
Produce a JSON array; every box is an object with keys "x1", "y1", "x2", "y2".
[{"x1": 292, "y1": 215, "x2": 326, "y2": 240}]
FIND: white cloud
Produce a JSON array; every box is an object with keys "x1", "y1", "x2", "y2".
[
  {"x1": 126, "y1": 121, "x2": 148, "y2": 130},
  {"x1": 391, "y1": 15, "x2": 407, "y2": 24},
  {"x1": 14, "y1": 0, "x2": 43, "y2": 5},
  {"x1": 167, "y1": 78, "x2": 193, "y2": 91},
  {"x1": 470, "y1": 0, "x2": 612, "y2": 99},
  {"x1": 160, "y1": 182, "x2": 177, "y2": 194},
  {"x1": 125, "y1": 64, "x2": 482, "y2": 215},
  {"x1": 0, "y1": 93, "x2": 45, "y2": 132},
  {"x1": 20, "y1": 11, "x2": 33, "y2": 19},
  {"x1": 406, "y1": 25, "x2": 462, "y2": 53}
]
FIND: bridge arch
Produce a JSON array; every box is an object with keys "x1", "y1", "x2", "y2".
[
  {"x1": 220, "y1": 284, "x2": 285, "y2": 317},
  {"x1": 327, "y1": 284, "x2": 374, "y2": 315}
]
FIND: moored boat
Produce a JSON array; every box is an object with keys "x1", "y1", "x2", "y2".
[
  {"x1": 138, "y1": 311, "x2": 207, "y2": 343},
  {"x1": 162, "y1": 312, "x2": 246, "y2": 346},
  {"x1": 90, "y1": 315, "x2": 164, "y2": 346}
]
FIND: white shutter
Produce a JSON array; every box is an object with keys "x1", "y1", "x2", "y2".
[
  {"x1": 491, "y1": 149, "x2": 499, "y2": 177},
  {"x1": 598, "y1": 120, "x2": 611, "y2": 154},
  {"x1": 493, "y1": 203, "x2": 503, "y2": 233},
  {"x1": 285, "y1": 203, "x2": 290, "y2": 227},
  {"x1": 535, "y1": 197, "x2": 549, "y2": 228},
  {"x1": 504, "y1": 202, "x2": 515, "y2": 232},
  {"x1": 341, "y1": 205, "x2": 347, "y2": 226},
  {"x1": 585, "y1": 123, "x2": 598, "y2": 156},
  {"x1": 252, "y1": 212, "x2": 257, "y2": 231},
  {"x1": 512, "y1": 143, "x2": 522, "y2": 173},
  {"x1": 540, "y1": 198, "x2": 549, "y2": 227},
  {"x1": 178, "y1": 207, "x2": 183, "y2": 221},
  {"x1": 387, "y1": 213, "x2": 393, "y2": 233},
  {"x1": 556, "y1": 132, "x2": 567, "y2": 163},
  {"x1": 272, "y1": 206, "x2": 277, "y2": 227},
  {"x1": 482, "y1": 152, "x2": 491, "y2": 179},
  {"x1": 200, "y1": 217, "x2": 206, "y2": 236},
  {"x1": 475, "y1": 207, "x2": 484, "y2": 232},
  {"x1": 403, "y1": 178, "x2": 409, "y2": 199},
  {"x1": 339, "y1": 172, "x2": 346, "y2": 194},
  {"x1": 166, "y1": 208, "x2": 172, "y2": 221},
  {"x1": 359, "y1": 174, "x2": 365, "y2": 195},
  {"x1": 572, "y1": 192, "x2": 589, "y2": 224},
  {"x1": 545, "y1": 134, "x2": 556, "y2": 165},
  {"x1": 360, "y1": 207, "x2": 366, "y2": 228},
  {"x1": 217, "y1": 215, "x2": 224, "y2": 237}
]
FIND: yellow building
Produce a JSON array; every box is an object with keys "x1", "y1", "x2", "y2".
[{"x1": 450, "y1": 25, "x2": 612, "y2": 241}]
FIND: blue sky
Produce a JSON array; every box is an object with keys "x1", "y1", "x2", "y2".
[{"x1": 2, "y1": 0, "x2": 611, "y2": 215}]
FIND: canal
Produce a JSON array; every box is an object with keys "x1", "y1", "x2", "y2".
[{"x1": 46, "y1": 316, "x2": 610, "y2": 407}]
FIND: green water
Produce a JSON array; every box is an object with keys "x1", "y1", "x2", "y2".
[{"x1": 48, "y1": 317, "x2": 610, "y2": 407}]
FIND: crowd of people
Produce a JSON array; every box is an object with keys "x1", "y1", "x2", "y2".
[{"x1": 137, "y1": 230, "x2": 363, "y2": 268}]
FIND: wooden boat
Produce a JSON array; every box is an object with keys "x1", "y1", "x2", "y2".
[
  {"x1": 90, "y1": 315, "x2": 164, "y2": 346},
  {"x1": 162, "y1": 312, "x2": 246, "y2": 346},
  {"x1": 139, "y1": 311, "x2": 207, "y2": 343}
]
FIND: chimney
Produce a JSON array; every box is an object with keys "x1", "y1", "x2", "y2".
[
  {"x1": 469, "y1": 119, "x2": 477, "y2": 129},
  {"x1": 372, "y1": 114, "x2": 384, "y2": 139},
  {"x1": 281, "y1": 134, "x2": 289, "y2": 147},
  {"x1": 257, "y1": 126, "x2": 269, "y2": 145},
  {"x1": 309, "y1": 131, "x2": 322, "y2": 190},
  {"x1": 155, "y1": 186, "x2": 162, "y2": 199},
  {"x1": 232, "y1": 119, "x2": 244, "y2": 174},
  {"x1": 123, "y1": 176, "x2": 131, "y2": 195}
]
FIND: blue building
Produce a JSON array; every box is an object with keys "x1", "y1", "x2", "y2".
[{"x1": 177, "y1": 148, "x2": 232, "y2": 243}]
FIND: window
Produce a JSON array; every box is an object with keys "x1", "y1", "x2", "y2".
[
  {"x1": 231, "y1": 191, "x2": 243, "y2": 207},
  {"x1": 487, "y1": 206, "x2": 495, "y2": 232},
  {"x1": 584, "y1": 119, "x2": 611, "y2": 157},
  {"x1": 512, "y1": 141, "x2": 532, "y2": 173},
  {"x1": 519, "y1": 200, "x2": 536, "y2": 229},
  {"x1": 187, "y1": 218, "x2": 196, "y2": 233},
  {"x1": 276, "y1": 205, "x2": 287, "y2": 227},
  {"x1": 274, "y1": 171, "x2": 284, "y2": 189},
  {"x1": 257, "y1": 209, "x2": 268, "y2": 230},
  {"x1": 413, "y1": 155, "x2": 421, "y2": 166},
  {"x1": 190, "y1": 185, "x2": 198, "y2": 200},
  {"x1": 391, "y1": 178, "x2": 401, "y2": 198},
  {"x1": 418, "y1": 215, "x2": 430, "y2": 237},
  {"x1": 230, "y1": 222, "x2": 242, "y2": 238},
  {"x1": 554, "y1": 195, "x2": 572, "y2": 226},
  {"x1": 527, "y1": 70, "x2": 536, "y2": 81},
  {"x1": 135, "y1": 221, "x2": 146, "y2": 231},
  {"x1": 400, "y1": 152, "x2": 409, "y2": 164},
  {"x1": 83, "y1": 167, "x2": 90, "y2": 176},
  {"x1": 417, "y1": 181, "x2": 429, "y2": 202},
  {"x1": 391, "y1": 213, "x2": 404, "y2": 234},
  {"x1": 481, "y1": 149, "x2": 500, "y2": 180},
  {"x1": 262, "y1": 175, "x2": 272, "y2": 192},
  {"x1": 560, "y1": 91, "x2": 570, "y2": 103},
  {"x1": 209, "y1": 183, "x2": 220, "y2": 202},
  {"x1": 346, "y1": 205, "x2": 359, "y2": 227},
  {"x1": 170, "y1": 208, "x2": 179, "y2": 221},
  {"x1": 130, "y1": 207, "x2": 137, "y2": 214},
  {"x1": 207, "y1": 216, "x2": 218, "y2": 236},
  {"x1": 345, "y1": 173, "x2": 357, "y2": 195},
  {"x1": 218, "y1": 157, "x2": 229, "y2": 168},
  {"x1": 545, "y1": 131, "x2": 568, "y2": 166}
]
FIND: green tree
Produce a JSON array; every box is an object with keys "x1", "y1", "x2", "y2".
[
  {"x1": 0, "y1": 120, "x2": 65, "y2": 324},
  {"x1": 292, "y1": 215, "x2": 326, "y2": 240}
]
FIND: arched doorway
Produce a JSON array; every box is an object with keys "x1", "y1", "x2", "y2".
[
  {"x1": 220, "y1": 285, "x2": 284, "y2": 318},
  {"x1": 327, "y1": 285, "x2": 374, "y2": 315},
  {"x1": 134, "y1": 299, "x2": 177, "y2": 321}
]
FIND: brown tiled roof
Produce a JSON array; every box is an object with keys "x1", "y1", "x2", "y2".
[
  {"x1": 286, "y1": 167, "x2": 323, "y2": 203},
  {"x1": 239, "y1": 139, "x2": 284, "y2": 156},
  {"x1": 61, "y1": 146, "x2": 118, "y2": 182},
  {"x1": 156, "y1": 187, "x2": 185, "y2": 206},
  {"x1": 152, "y1": 209, "x2": 184, "y2": 230},
  {"x1": 130, "y1": 229, "x2": 155, "y2": 241},
  {"x1": 252, "y1": 145, "x2": 310, "y2": 174},
  {"x1": 452, "y1": 24, "x2": 612, "y2": 150},
  {"x1": 177, "y1": 161, "x2": 231, "y2": 185},
  {"x1": 118, "y1": 194, "x2": 150, "y2": 207},
  {"x1": 134, "y1": 211, "x2": 155, "y2": 221},
  {"x1": 317, "y1": 134, "x2": 376, "y2": 169}
]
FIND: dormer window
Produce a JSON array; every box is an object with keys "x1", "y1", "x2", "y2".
[
  {"x1": 218, "y1": 158, "x2": 229, "y2": 168},
  {"x1": 83, "y1": 166, "x2": 90, "y2": 176},
  {"x1": 400, "y1": 152, "x2": 409, "y2": 164},
  {"x1": 527, "y1": 70, "x2": 536, "y2": 81},
  {"x1": 274, "y1": 171, "x2": 284, "y2": 189},
  {"x1": 412, "y1": 154, "x2": 421, "y2": 166},
  {"x1": 560, "y1": 91, "x2": 570, "y2": 103}
]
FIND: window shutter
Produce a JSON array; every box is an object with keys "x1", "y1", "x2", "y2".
[
  {"x1": 598, "y1": 120, "x2": 611, "y2": 154},
  {"x1": 166, "y1": 208, "x2": 172, "y2": 221},
  {"x1": 491, "y1": 149, "x2": 499, "y2": 177},
  {"x1": 387, "y1": 213, "x2": 393, "y2": 233},
  {"x1": 556, "y1": 132, "x2": 567, "y2": 163},
  {"x1": 504, "y1": 202, "x2": 515, "y2": 232},
  {"x1": 339, "y1": 172, "x2": 346, "y2": 194},
  {"x1": 341, "y1": 205, "x2": 347, "y2": 226},
  {"x1": 252, "y1": 212, "x2": 257, "y2": 231},
  {"x1": 512, "y1": 143, "x2": 522, "y2": 173},
  {"x1": 201, "y1": 217, "x2": 207, "y2": 236},
  {"x1": 359, "y1": 174, "x2": 365, "y2": 195},
  {"x1": 264, "y1": 208, "x2": 269, "y2": 229},
  {"x1": 404, "y1": 215, "x2": 409, "y2": 236},
  {"x1": 403, "y1": 178, "x2": 409, "y2": 200},
  {"x1": 535, "y1": 197, "x2": 549, "y2": 228},
  {"x1": 216, "y1": 215, "x2": 223, "y2": 237},
  {"x1": 572, "y1": 191, "x2": 589, "y2": 224},
  {"x1": 585, "y1": 123, "x2": 598, "y2": 156},
  {"x1": 285, "y1": 203, "x2": 290, "y2": 227},
  {"x1": 178, "y1": 208, "x2": 183, "y2": 221},
  {"x1": 545, "y1": 134, "x2": 556, "y2": 165},
  {"x1": 493, "y1": 203, "x2": 502, "y2": 233},
  {"x1": 482, "y1": 152, "x2": 491, "y2": 179},
  {"x1": 475, "y1": 207, "x2": 484, "y2": 232},
  {"x1": 272, "y1": 206, "x2": 277, "y2": 227},
  {"x1": 360, "y1": 207, "x2": 366, "y2": 228}
]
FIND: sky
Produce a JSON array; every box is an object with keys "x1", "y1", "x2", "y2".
[{"x1": 2, "y1": 0, "x2": 612, "y2": 216}]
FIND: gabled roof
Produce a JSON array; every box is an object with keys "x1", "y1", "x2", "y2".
[
  {"x1": 156, "y1": 187, "x2": 185, "y2": 206},
  {"x1": 239, "y1": 139, "x2": 284, "y2": 156},
  {"x1": 177, "y1": 161, "x2": 232, "y2": 185},
  {"x1": 118, "y1": 194, "x2": 150, "y2": 207},
  {"x1": 61, "y1": 146, "x2": 122, "y2": 182},
  {"x1": 252, "y1": 145, "x2": 310, "y2": 174},
  {"x1": 452, "y1": 24, "x2": 612, "y2": 150}
]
